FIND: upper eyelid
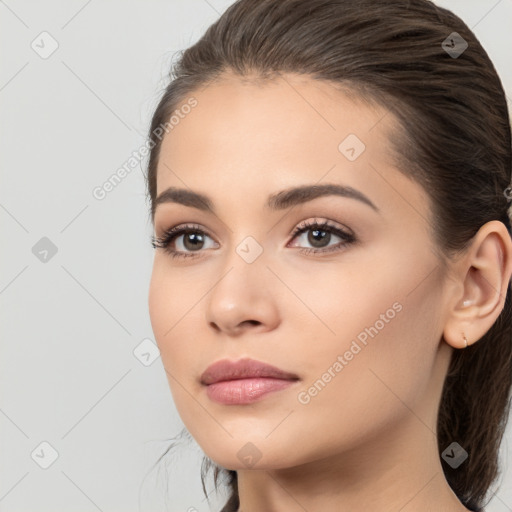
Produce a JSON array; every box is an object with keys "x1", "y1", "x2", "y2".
[
  {"x1": 159, "y1": 218, "x2": 349, "y2": 236},
  {"x1": 292, "y1": 218, "x2": 354, "y2": 234}
]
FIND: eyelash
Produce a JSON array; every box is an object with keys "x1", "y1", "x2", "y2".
[{"x1": 151, "y1": 219, "x2": 356, "y2": 260}]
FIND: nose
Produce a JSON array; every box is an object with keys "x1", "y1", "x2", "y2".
[{"x1": 205, "y1": 261, "x2": 281, "y2": 337}]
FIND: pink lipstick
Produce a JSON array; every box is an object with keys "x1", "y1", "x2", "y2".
[{"x1": 200, "y1": 358, "x2": 300, "y2": 405}]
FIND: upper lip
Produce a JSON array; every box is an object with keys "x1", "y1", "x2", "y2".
[{"x1": 200, "y1": 358, "x2": 300, "y2": 385}]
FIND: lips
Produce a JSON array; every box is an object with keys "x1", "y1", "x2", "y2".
[
  {"x1": 200, "y1": 357, "x2": 299, "y2": 385},
  {"x1": 200, "y1": 358, "x2": 300, "y2": 405}
]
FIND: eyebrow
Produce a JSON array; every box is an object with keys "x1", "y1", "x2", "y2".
[{"x1": 152, "y1": 183, "x2": 379, "y2": 217}]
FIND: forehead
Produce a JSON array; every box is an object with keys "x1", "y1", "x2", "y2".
[
  {"x1": 160, "y1": 72, "x2": 390, "y2": 157},
  {"x1": 155, "y1": 73, "x2": 410, "y2": 212}
]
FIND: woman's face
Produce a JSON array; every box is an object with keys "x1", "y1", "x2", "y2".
[{"x1": 148, "y1": 72, "x2": 453, "y2": 470}]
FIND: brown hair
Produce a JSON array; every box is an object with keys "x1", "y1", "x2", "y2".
[{"x1": 144, "y1": 1, "x2": 512, "y2": 511}]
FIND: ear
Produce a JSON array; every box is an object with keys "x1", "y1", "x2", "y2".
[{"x1": 443, "y1": 220, "x2": 512, "y2": 349}]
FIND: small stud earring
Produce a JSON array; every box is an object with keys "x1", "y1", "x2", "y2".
[{"x1": 463, "y1": 300, "x2": 471, "y2": 307}]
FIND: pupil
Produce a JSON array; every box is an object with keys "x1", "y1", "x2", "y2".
[
  {"x1": 184, "y1": 232, "x2": 204, "y2": 251},
  {"x1": 308, "y1": 229, "x2": 330, "y2": 248}
]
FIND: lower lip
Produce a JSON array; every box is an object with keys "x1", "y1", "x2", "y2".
[{"x1": 205, "y1": 378, "x2": 297, "y2": 405}]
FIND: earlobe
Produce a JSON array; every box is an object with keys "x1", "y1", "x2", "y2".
[{"x1": 442, "y1": 220, "x2": 512, "y2": 350}]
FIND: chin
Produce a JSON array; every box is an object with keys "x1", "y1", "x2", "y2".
[{"x1": 197, "y1": 434, "x2": 308, "y2": 472}]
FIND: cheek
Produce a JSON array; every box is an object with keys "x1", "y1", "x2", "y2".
[
  {"x1": 148, "y1": 260, "x2": 210, "y2": 387},
  {"x1": 148, "y1": 265, "x2": 168, "y2": 343},
  {"x1": 282, "y1": 250, "x2": 444, "y2": 423},
  {"x1": 148, "y1": 263, "x2": 190, "y2": 365}
]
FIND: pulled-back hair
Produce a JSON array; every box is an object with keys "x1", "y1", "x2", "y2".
[{"x1": 144, "y1": 1, "x2": 512, "y2": 510}]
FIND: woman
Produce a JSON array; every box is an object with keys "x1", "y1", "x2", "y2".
[{"x1": 145, "y1": 0, "x2": 512, "y2": 510}]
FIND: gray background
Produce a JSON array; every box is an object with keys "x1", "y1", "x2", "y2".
[{"x1": 0, "y1": 1, "x2": 511, "y2": 511}]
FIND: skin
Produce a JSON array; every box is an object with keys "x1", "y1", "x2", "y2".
[{"x1": 148, "y1": 71, "x2": 512, "y2": 512}]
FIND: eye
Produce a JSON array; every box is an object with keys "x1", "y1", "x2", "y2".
[
  {"x1": 151, "y1": 224, "x2": 218, "y2": 259},
  {"x1": 287, "y1": 218, "x2": 356, "y2": 255},
  {"x1": 151, "y1": 218, "x2": 356, "y2": 259}
]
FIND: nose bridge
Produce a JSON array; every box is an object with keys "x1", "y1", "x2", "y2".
[
  {"x1": 210, "y1": 233, "x2": 268, "y2": 305},
  {"x1": 204, "y1": 233, "x2": 280, "y2": 334},
  {"x1": 216, "y1": 207, "x2": 270, "y2": 270},
  {"x1": 234, "y1": 233, "x2": 266, "y2": 265}
]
